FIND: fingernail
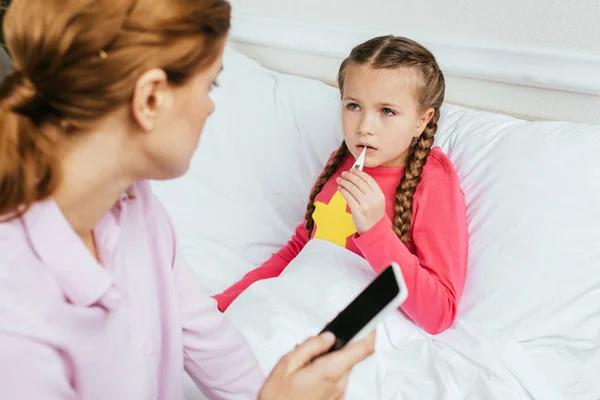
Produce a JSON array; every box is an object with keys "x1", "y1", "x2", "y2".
[{"x1": 322, "y1": 331, "x2": 335, "y2": 342}]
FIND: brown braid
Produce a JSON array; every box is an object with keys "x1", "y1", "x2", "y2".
[
  {"x1": 393, "y1": 109, "x2": 440, "y2": 244},
  {"x1": 305, "y1": 142, "x2": 349, "y2": 237},
  {"x1": 335, "y1": 35, "x2": 446, "y2": 243}
]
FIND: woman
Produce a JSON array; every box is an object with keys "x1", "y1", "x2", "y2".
[{"x1": 0, "y1": 0, "x2": 374, "y2": 399}]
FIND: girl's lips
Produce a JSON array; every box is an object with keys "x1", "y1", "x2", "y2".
[{"x1": 357, "y1": 144, "x2": 377, "y2": 152}]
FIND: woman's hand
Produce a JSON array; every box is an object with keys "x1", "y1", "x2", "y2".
[
  {"x1": 259, "y1": 331, "x2": 375, "y2": 400},
  {"x1": 336, "y1": 169, "x2": 386, "y2": 235}
]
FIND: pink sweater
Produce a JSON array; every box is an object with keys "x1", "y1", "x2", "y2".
[{"x1": 215, "y1": 147, "x2": 469, "y2": 334}]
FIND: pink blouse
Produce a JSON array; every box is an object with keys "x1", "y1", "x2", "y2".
[{"x1": 0, "y1": 181, "x2": 265, "y2": 399}]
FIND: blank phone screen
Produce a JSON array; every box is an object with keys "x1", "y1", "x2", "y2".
[{"x1": 320, "y1": 265, "x2": 400, "y2": 350}]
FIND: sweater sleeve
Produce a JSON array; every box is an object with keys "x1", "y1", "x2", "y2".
[
  {"x1": 352, "y1": 173, "x2": 468, "y2": 334},
  {"x1": 213, "y1": 221, "x2": 310, "y2": 311}
]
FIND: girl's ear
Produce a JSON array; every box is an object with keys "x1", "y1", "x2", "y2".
[{"x1": 415, "y1": 107, "x2": 435, "y2": 138}]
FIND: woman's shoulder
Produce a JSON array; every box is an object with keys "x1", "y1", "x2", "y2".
[
  {"x1": 0, "y1": 223, "x2": 64, "y2": 341},
  {"x1": 0, "y1": 211, "x2": 58, "y2": 296}
]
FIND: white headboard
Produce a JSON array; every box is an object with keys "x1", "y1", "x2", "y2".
[{"x1": 229, "y1": 15, "x2": 600, "y2": 124}]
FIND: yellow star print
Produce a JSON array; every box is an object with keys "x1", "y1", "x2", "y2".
[{"x1": 312, "y1": 191, "x2": 357, "y2": 248}]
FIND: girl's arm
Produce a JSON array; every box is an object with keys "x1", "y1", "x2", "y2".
[
  {"x1": 213, "y1": 222, "x2": 310, "y2": 311},
  {"x1": 215, "y1": 150, "x2": 341, "y2": 312},
  {"x1": 353, "y1": 172, "x2": 468, "y2": 334}
]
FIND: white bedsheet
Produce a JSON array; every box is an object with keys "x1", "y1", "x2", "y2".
[{"x1": 223, "y1": 240, "x2": 568, "y2": 400}]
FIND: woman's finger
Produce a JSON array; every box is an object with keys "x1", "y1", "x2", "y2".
[
  {"x1": 315, "y1": 331, "x2": 375, "y2": 375},
  {"x1": 278, "y1": 332, "x2": 336, "y2": 374}
]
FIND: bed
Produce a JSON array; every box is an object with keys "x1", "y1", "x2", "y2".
[{"x1": 151, "y1": 47, "x2": 600, "y2": 399}]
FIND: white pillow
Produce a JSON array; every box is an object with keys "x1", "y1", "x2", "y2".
[{"x1": 434, "y1": 108, "x2": 600, "y2": 396}]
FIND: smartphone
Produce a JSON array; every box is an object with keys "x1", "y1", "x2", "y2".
[{"x1": 318, "y1": 262, "x2": 408, "y2": 355}]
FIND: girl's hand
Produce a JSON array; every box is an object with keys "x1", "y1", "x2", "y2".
[{"x1": 336, "y1": 169, "x2": 386, "y2": 235}]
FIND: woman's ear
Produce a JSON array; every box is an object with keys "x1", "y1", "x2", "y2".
[
  {"x1": 414, "y1": 107, "x2": 435, "y2": 139},
  {"x1": 131, "y1": 68, "x2": 169, "y2": 132}
]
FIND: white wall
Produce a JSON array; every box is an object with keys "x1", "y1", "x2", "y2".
[
  {"x1": 230, "y1": 0, "x2": 600, "y2": 55},
  {"x1": 229, "y1": 0, "x2": 600, "y2": 123}
]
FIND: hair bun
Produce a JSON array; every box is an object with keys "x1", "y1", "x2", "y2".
[{"x1": 0, "y1": 70, "x2": 40, "y2": 116}]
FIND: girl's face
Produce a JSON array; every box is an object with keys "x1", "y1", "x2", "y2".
[{"x1": 341, "y1": 64, "x2": 434, "y2": 168}]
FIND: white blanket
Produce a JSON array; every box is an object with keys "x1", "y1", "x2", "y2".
[{"x1": 225, "y1": 240, "x2": 567, "y2": 400}]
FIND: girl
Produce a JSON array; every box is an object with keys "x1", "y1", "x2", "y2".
[
  {"x1": 0, "y1": 0, "x2": 374, "y2": 399},
  {"x1": 215, "y1": 36, "x2": 469, "y2": 335}
]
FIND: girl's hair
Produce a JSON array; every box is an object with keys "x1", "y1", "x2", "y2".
[
  {"x1": 305, "y1": 36, "x2": 445, "y2": 244},
  {"x1": 0, "y1": 0, "x2": 231, "y2": 219}
]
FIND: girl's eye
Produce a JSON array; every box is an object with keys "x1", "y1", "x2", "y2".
[
  {"x1": 347, "y1": 103, "x2": 360, "y2": 111},
  {"x1": 210, "y1": 81, "x2": 219, "y2": 91},
  {"x1": 382, "y1": 107, "x2": 396, "y2": 116}
]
